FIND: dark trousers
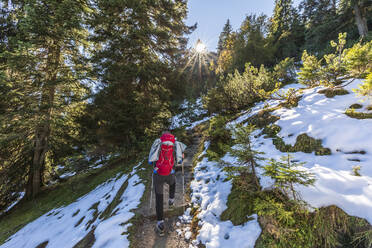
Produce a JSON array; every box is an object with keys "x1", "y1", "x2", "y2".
[{"x1": 154, "y1": 173, "x2": 176, "y2": 221}]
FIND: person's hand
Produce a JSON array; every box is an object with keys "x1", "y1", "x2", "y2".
[{"x1": 182, "y1": 153, "x2": 185, "y2": 159}]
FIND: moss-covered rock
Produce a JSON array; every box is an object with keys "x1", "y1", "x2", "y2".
[
  {"x1": 345, "y1": 109, "x2": 372, "y2": 119},
  {"x1": 278, "y1": 95, "x2": 302, "y2": 109},
  {"x1": 270, "y1": 132, "x2": 331, "y2": 156},
  {"x1": 318, "y1": 88, "x2": 349, "y2": 98},
  {"x1": 349, "y1": 103, "x2": 363, "y2": 109},
  {"x1": 262, "y1": 124, "x2": 282, "y2": 138},
  {"x1": 245, "y1": 108, "x2": 280, "y2": 128}
]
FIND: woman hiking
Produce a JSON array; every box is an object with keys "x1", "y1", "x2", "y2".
[{"x1": 148, "y1": 131, "x2": 187, "y2": 236}]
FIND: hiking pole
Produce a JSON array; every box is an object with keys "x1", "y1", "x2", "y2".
[
  {"x1": 181, "y1": 159, "x2": 185, "y2": 212},
  {"x1": 149, "y1": 171, "x2": 154, "y2": 211}
]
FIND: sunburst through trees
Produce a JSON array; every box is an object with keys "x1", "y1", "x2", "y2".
[{"x1": 182, "y1": 39, "x2": 217, "y2": 96}]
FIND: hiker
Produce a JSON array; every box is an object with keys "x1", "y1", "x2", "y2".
[{"x1": 148, "y1": 131, "x2": 186, "y2": 235}]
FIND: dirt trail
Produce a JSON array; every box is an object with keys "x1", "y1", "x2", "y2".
[{"x1": 132, "y1": 130, "x2": 201, "y2": 248}]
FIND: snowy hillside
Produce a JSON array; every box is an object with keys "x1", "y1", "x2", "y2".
[
  {"x1": 177, "y1": 79, "x2": 372, "y2": 247},
  {"x1": 232, "y1": 79, "x2": 372, "y2": 223},
  {"x1": 179, "y1": 142, "x2": 261, "y2": 248},
  {"x1": 0, "y1": 163, "x2": 145, "y2": 248}
]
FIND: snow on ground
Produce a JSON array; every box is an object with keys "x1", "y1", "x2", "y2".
[
  {"x1": 170, "y1": 98, "x2": 209, "y2": 129},
  {"x1": 231, "y1": 79, "x2": 372, "y2": 224},
  {"x1": 0, "y1": 192, "x2": 25, "y2": 216},
  {"x1": 1, "y1": 163, "x2": 145, "y2": 248},
  {"x1": 186, "y1": 115, "x2": 214, "y2": 130},
  {"x1": 226, "y1": 83, "x2": 306, "y2": 128},
  {"x1": 180, "y1": 142, "x2": 261, "y2": 248}
]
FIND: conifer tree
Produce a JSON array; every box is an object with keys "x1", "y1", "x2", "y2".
[
  {"x1": 0, "y1": 0, "x2": 91, "y2": 200},
  {"x1": 263, "y1": 154, "x2": 315, "y2": 201},
  {"x1": 217, "y1": 19, "x2": 232, "y2": 55},
  {"x1": 269, "y1": 0, "x2": 304, "y2": 60},
  {"x1": 84, "y1": 0, "x2": 193, "y2": 153},
  {"x1": 339, "y1": 0, "x2": 370, "y2": 37},
  {"x1": 354, "y1": 72, "x2": 372, "y2": 103},
  {"x1": 230, "y1": 125, "x2": 264, "y2": 189},
  {"x1": 298, "y1": 50, "x2": 322, "y2": 86}
]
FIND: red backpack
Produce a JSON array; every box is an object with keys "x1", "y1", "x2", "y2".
[{"x1": 156, "y1": 133, "x2": 176, "y2": 175}]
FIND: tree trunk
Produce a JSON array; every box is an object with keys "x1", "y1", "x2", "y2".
[
  {"x1": 353, "y1": 3, "x2": 368, "y2": 37},
  {"x1": 248, "y1": 141, "x2": 260, "y2": 190},
  {"x1": 26, "y1": 43, "x2": 60, "y2": 199}
]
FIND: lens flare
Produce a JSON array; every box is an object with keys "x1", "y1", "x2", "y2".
[
  {"x1": 195, "y1": 42, "x2": 206, "y2": 53},
  {"x1": 181, "y1": 38, "x2": 216, "y2": 82}
]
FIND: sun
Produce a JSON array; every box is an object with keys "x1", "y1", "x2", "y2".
[{"x1": 195, "y1": 39, "x2": 206, "y2": 53}]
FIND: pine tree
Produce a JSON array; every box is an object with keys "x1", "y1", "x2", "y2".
[
  {"x1": 298, "y1": 50, "x2": 322, "y2": 86},
  {"x1": 230, "y1": 125, "x2": 265, "y2": 189},
  {"x1": 232, "y1": 14, "x2": 274, "y2": 70},
  {"x1": 300, "y1": 0, "x2": 341, "y2": 54},
  {"x1": 217, "y1": 19, "x2": 232, "y2": 55},
  {"x1": 84, "y1": 0, "x2": 193, "y2": 154},
  {"x1": 263, "y1": 154, "x2": 315, "y2": 201},
  {"x1": 269, "y1": 0, "x2": 304, "y2": 61},
  {"x1": 354, "y1": 72, "x2": 372, "y2": 103},
  {"x1": 339, "y1": 0, "x2": 370, "y2": 37},
  {"x1": 0, "y1": 0, "x2": 91, "y2": 200},
  {"x1": 319, "y1": 32, "x2": 348, "y2": 86}
]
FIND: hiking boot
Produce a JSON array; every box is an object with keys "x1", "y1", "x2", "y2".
[
  {"x1": 156, "y1": 221, "x2": 165, "y2": 236},
  {"x1": 168, "y1": 198, "x2": 175, "y2": 208}
]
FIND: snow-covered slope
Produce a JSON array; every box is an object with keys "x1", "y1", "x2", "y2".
[
  {"x1": 0, "y1": 163, "x2": 145, "y2": 248},
  {"x1": 180, "y1": 142, "x2": 261, "y2": 248},
  {"x1": 171, "y1": 98, "x2": 211, "y2": 130},
  {"x1": 234, "y1": 79, "x2": 372, "y2": 224}
]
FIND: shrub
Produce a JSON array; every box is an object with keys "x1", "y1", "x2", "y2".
[
  {"x1": 344, "y1": 41, "x2": 372, "y2": 78},
  {"x1": 263, "y1": 154, "x2": 315, "y2": 201},
  {"x1": 298, "y1": 50, "x2": 322, "y2": 87},
  {"x1": 207, "y1": 115, "x2": 232, "y2": 160}
]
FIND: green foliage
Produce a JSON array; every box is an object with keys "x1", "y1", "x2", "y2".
[
  {"x1": 268, "y1": 0, "x2": 305, "y2": 61},
  {"x1": 353, "y1": 72, "x2": 372, "y2": 103},
  {"x1": 299, "y1": 36, "x2": 371, "y2": 88},
  {"x1": 217, "y1": 19, "x2": 233, "y2": 54},
  {"x1": 299, "y1": 33, "x2": 348, "y2": 87},
  {"x1": 232, "y1": 14, "x2": 275, "y2": 70},
  {"x1": 207, "y1": 116, "x2": 232, "y2": 160},
  {"x1": 246, "y1": 108, "x2": 281, "y2": 128},
  {"x1": 0, "y1": 0, "x2": 92, "y2": 201},
  {"x1": 344, "y1": 41, "x2": 372, "y2": 78},
  {"x1": 254, "y1": 192, "x2": 316, "y2": 248},
  {"x1": 220, "y1": 177, "x2": 256, "y2": 225},
  {"x1": 205, "y1": 62, "x2": 282, "y2": 114},
  {"x1": 263, "y1": 154, "x2": 315, "y2": 201},
  {"x1": 273, "y1": 57, "x2": 297, "y2": 85},
  {"x1": 84, "y1": 0, "x2": 193, "y2": 156},
  {"x1": 229, "y1": 124, "x2": 265, "y2": 187},
  {"x1": 298, "y1": 50, "x2": 322, "y2": 86},
  {"x1": 319, "y1": 33, "x2": 348, "y2": 86}
]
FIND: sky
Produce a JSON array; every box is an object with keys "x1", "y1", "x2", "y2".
[{"x1": 186, "y1": 0, "x2": 301, "y2": 52}]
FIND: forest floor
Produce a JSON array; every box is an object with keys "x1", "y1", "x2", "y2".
[{"x1": 131, "y1": 130, "x2": 201, "y2": 248}]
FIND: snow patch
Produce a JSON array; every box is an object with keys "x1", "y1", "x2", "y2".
[
  {"x1": 0, "y1": 163, "x2": 145, "y2": 248},
  {"x1": 183, "y1": 143, "x2": 261, "y2": 248}
]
